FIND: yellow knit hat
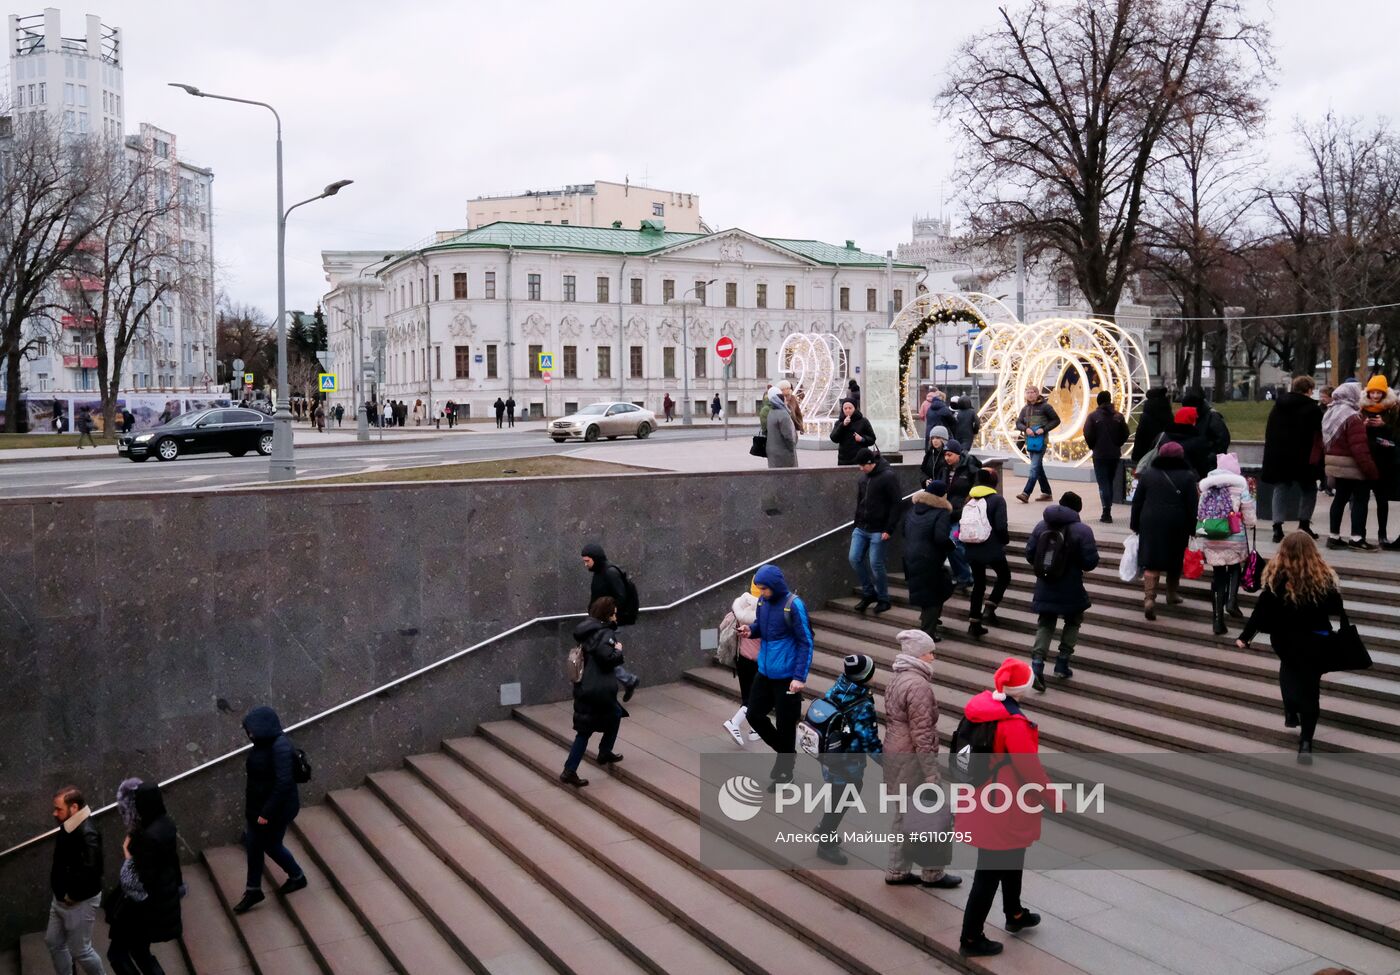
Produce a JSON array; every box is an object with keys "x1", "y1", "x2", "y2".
[{"x1": 1366, "y1": 375, "x2": 1390, "y2": 395}]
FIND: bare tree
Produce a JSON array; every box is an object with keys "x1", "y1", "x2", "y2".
[
  {"x1": 216, "y1": 298, "x2": 275, "y2": 390},
  {"x1": 939, "y1": 0, "x2": 1270, "y2": 318}
]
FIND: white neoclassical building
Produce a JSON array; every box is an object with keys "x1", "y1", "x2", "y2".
[{"x1": 321, "y1": 222, "x2": 923, "y2": 421}]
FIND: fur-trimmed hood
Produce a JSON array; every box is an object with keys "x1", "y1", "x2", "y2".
[
  {"x1": 1199, "y1": 470, "x2": 1248, "y2": 493},
  {"x1": 731, "y1": 592, "x2": 759, "y2": 626},
  {"x1": 910, "y1": 490, "x2": 952, "y2": 511}
]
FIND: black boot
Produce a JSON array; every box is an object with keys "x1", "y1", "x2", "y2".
[
  {"x1": 982, "y1": 602, "x2": 1001, "y2": 626},
  {"x1": 1272, "y1": 523, "x2": 1284, "y2": 544},
  {"x1": 1212, "y1": 592, "x2": 1227, "y2": 635},
  {"x1": 1299, "y1": 521, "x2": 1318, "y2": 540},
  {"x1": 1031, "y1": 659, "x2": 1046, "y2": 693},
  {"x1": 968, "y1": 615, "x2": 988, "y2": 638},
  {"x1": 1054, "y1": 651, "x2": 1073, "y2": 679},
  {"x1": 1297, "y1": 738, "x2": 1313, "y2": 765},
  {"x1": 232, "y1": 889, "x2": 265, "y2": 914},
  {"x1": 854, "y1": 596, "x2": 874, "y2": 612}
]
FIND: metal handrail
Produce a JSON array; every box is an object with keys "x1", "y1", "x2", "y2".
[{"x1": 0, "y1": 511, "x2": 862, "y2": 862}]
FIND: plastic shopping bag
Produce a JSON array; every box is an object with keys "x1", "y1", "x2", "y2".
[{"x1": 1119, "y1": 534, "x2": 1140, "y2": 583}]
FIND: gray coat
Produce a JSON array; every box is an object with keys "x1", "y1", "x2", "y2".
[{"x1": 766, "y1": 402, "x2": 798, "y2": 468}]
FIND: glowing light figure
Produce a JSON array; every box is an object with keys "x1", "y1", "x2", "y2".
[{"x1": 778, "y1": 332, "x2": 848, "y2": 436}]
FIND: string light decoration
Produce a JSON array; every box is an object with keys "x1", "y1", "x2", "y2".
[
  {"x1": 969, "y1": 317, "x2": 1149, "y2": 465},
  {"x1": 778, "y1": 332, "x2": 848, "y2": 436}
]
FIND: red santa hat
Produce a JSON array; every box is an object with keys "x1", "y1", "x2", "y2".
[{"x1": 992, "y1": 657, "x2": 1035, "y2": 701}]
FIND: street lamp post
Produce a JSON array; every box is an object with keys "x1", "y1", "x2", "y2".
[
  {"x1": 667, "y1": 279, "x2": 715, "y2": 427},
  {"x1": 169, "y1": 83, "x2": 351, "y2": 481},
  {"x1": 352, "y1": 254, "x2": 395, "y2": 442}
]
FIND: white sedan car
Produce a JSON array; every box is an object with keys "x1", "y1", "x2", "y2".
[{"x1": 549, "y1": 402, "x2": 657, "y2": 443}]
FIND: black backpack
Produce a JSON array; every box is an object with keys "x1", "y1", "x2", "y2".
[
  {"x1": 948, "y1": 716, "x2": 1008, "y2": 786},
  {"x1": 612, "y1": 566, "x2": 641, "y2": 626},
  {"x1": 1032, "y1": 526, "x2": 1071, "y2": 582},
  {"x1": 292, "y1": 746, "x2": 313, "y2": 784}
]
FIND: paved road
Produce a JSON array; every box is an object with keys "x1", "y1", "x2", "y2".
[{"x1": 0, "y1": 425, "x2": 751, "y2": 498}]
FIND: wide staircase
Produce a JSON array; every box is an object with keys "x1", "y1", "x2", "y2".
[{"x1": 10, "y1": 532, "x2": 1400, "y2": 975}]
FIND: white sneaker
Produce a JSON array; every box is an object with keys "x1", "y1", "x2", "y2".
[
  {"x1": 723, "y1": 719, "x2": 747, "y2": 747},
  {"x1": 748, "y1": 730, "x2": 761, "y2": 742}
]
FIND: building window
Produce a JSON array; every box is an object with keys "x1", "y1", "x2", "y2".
[
  {"x1": 867, "y1": 288, "x2": 877, "y2": 312},
  {"x1": 693, "y1": 280, "x2": 707, "y2": 304},
  {"x1": 756, "y1": 348, "x2": 767, "y2": 379},
  {"x1": 563, "y1": 345, "x2": 577, "y2": 378},
  {"x1": 485, "y1": 272, "x2": 497, "y2": 299},
  {"x1": 663, "y1": 347, "x2": 676, "y2": 378},
  {"x1": 726, "y1": 282, "x2": 737, "y2": 307},
  {"x1": 563, "y1": 275, "x2": 576, "y2": 302},
  {"x1": 453, "y1": 272, "x2": 467, "y2": 299},
  {"x1": 455, "y1": 345, "x2": 470, "y2": 378},
  {"x1": 596, "y1": 276, "x2": 609, "y2": 303},
  {"x1": 630, "y1": 345, "x2": 644, "y2": 378},
  {"x1": 663, "y1": 279, "x2": 675, "y2": 302},
  {"x1": 785, "y1": 284, "x2": 796, "y2": 309},
  {"x1": 894, "y1": 289, "x2": 903, "y2": 308},
  {"x1": 652, "y1": 202, "x2": 665, "y2": 216},
  {"x1": 839, "y1": 287, "x2": 850, "y2": 311},
  {"x1": 529, "y1": 343, "x2": 543, "y2": 378},
  {"x1": 694, "y1": 346, "x2": 706, "y2": 379},
  {"x1": 433, "y1": 275, "x2": 440, "y2": 301},
  {"x1": 36, "y1": 337, "x2": 48, "y2": 356},
  {"x1": 597, "y1": 346, "x2": 612, "y2": 379},
  {"x1": 528, "y1": 274, "x2": 541, "y2": 301},
  {"x1": 631, "y1": 277, "x2": 643, "y2": 304},
  {"x1": 486, "y1": 343, "x2": 498, "y2": 378},
  {"x1": 1056, "y1": 277, "x2": 1073, "y2": 306},
  {"x1": 756, "y1": 283, "x2": 767, "y2": 309},
  {"x1": 918, "y1": 352, "x2": 930, "y2": 380},
  {"x1": 1148, "y1": 340, "x2": 1162, "y2": 377}
]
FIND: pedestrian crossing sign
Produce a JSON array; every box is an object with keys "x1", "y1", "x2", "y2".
[
  {"x1": 244, "y1": 372, "x2": 255, "y2": 385},
  {"x1": 318, "y1": 373, "x2": 337, "y2": 392},
  {"x1": 537, "y1": 352, "x2": 554, "y2": 371}
]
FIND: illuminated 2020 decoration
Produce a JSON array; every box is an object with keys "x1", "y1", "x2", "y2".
[
  {"x1": 970, "y1": 317, "x2": 1149, "y2": 465},
  {"x1": 778, "y1": 332, "x2": 848, "y2": 435}
]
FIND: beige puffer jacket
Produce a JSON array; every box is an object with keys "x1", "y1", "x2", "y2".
[{"x1": 883, "y1": 653, "x2": 941, "y2": 791}]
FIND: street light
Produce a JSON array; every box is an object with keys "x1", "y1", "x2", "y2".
[
  {"x1": 667, "y1": 278, "x2": 716, "y2": 427},
  {"x1": 350, "y1": 254, "x2": 396, "y2": 442},
  {"x1": 169, "y1": 82, "x2": 351, "y2": 482}
]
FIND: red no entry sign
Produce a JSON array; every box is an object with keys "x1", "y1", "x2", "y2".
[
  {"x1": 715, "y1": 336, "x2": 735, "y2": 362},
  {"x1": 542, "y1": 371, "x2": 552, "y2": 384}
]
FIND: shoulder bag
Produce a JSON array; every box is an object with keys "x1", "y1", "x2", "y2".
[{"x1": 1320, "y1": 606, "x2": 1372, "y2": 673}]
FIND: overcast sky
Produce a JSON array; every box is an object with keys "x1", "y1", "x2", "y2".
[{"x1": 10, "y1": 0, "x2": 1398, "y2": 316}]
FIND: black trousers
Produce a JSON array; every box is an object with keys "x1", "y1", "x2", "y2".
[
  {"x1": 1092, "y1": 457, "x2": 1118, "y2": 514},
  {"x1": 108, "y1": 936, "x2": 166, "y2": 975},
  {"x1": 1279, "y1": 661, "x2": 1321, "y2": 742},
  {"x1": 734, "y1": 655, "x2": 758, "y2": 710},
  {"x1": 746, "y1": 675, "x2": 802, "y2": 779},
  {"x1": 1372, "y1": 484, "x2": 1391, "y2": 540},
  {"x1": 961, "y1": 847, "x2": 1027, "y2": 942},
  {"x1": 969, "y1": 558, "x2": 1010, "y2": 620},
  {"x1": 919, "y1": 603, "x2": 945, "y2": 642},
  {"x1": 1329, "y1": 479, "x2": 1370, "y2": 537}
]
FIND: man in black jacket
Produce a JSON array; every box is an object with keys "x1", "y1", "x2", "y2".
[
  {"x1": 1083, "y1": 391, "x2": 1130, "y2": 524},
  {"x1": 581, "y1": 543, "x2": 640, "y2": 699},
  {"x1": 47, "y1": 785, "x2": 105, "y2": 975},
  {"x1": 234, "y1": 707, "x2": 307, "y2": 914},
  {"x1": 851, "y1": 447, "x2": 902, "y2": 613},
  {"x1": 941, "y1": 440, "x2": 980, "y2": 592}
]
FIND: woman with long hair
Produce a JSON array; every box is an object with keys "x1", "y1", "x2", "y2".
[{"x1": 1236, "y1": 532, "x2": 1347, "y2": 763}]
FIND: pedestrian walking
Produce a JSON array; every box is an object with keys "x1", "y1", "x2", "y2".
[
  {"x1": 157, "y1": 405, "x2": 173, "y2": 425},
  {"x1": 846, "y1": 379, "x2": 861, "y2": 410},
  {"x1": 663, "y1": 393, "x2": 675, "y2": 422},
  {"x1": 1237, "y1": 532, "x2": 1353, "y2": 763},
  {"x1": 1262, "y1": 375, "x2": 1324, "y2": 542},
  {"x1": 494, "y1": 397, "x2": 506, "y2": 428},
  {"x1": 1083, "y1": 390, "x2": 1129, "y2": 523},
  {"x1": 1182, "y1": 387, "x2": 1232, "y2": 471},
  {"x1": 942, "y1": 439, "x2": 980, "y2": 591},
  {"x1": 851, "y1": 447, "x2": 901, "y2": 614},
  {"x1": 1324, "y1": 381, "x2": 1380, "y2": 551},
  {"x1": 902, "y1": 481, "x2": 955, "y2": 640},
  {"x1": 45, "y1": 785, "x2": 105, "y2": 975},
  {"x1": 580, "y1": 543, "x2": 640, "y2": 699},
  {"x1": 920, "y1": 389, "x2": 955, "y2": 443},
  {"x1": 952, "y1": 395, "x2": 981, "y2": 448},
  {"x1": 736, "y1": 564, "x2": 814, "y2": 790},
  {"x1": 764, "y1": 386, "x2": 798, "y2": 468},
  {"x1": 232, "y1": 707, "x2": 307, "y2": 914},
  {"x1": 1131, "y1": 388, "x2": 1174, "y2": 466},
  {"x1": 778, "y1": 380, "x2": 805, "y2": 437},
  {"x1": 107, "y1": 779, "x2": 182, "y2": 975},
  {"x1": 314, "y1": 403, "x2": 326, "y2": 433},
  {"x1": 957, "y1": 658, "x2": 1049, "y2": 958},
  {"x1": 1362, "y1": 375, "x2": 1399, "y2": 547},
  {"x1": 829, "y1": 399, "x2": 876, "y2": 465},
  {"x1": 812, "y1": 653, "x2": 880, "y2": 865},
  {"x1": 1014, "y1": 385, "x2": 1060, "y2": 502},
  {"x1": 75, "y1": 408, "x2": 96, "y2": 449},
  {"x1": 883, "y1": 629, "x2": 961, "y2": 889},
  {"x1": 1024, "y1": 492, "x2": 1099, "y2": 690},
  {"x1": 964, "y1": 468, "x2": 1011, "y2": 638},
  {"x1": 711, "y1": 394, "x2": 722, "y2": 421},
  {"x1": 1131, "y1": 441, "x2": 1199, "y2": 621},
  {"x1": 381, "y1": 401, "x2": 393, "y2": 428},
  {"x1": 505, "y1": 396, "x2": 517, "y2": 427},
  {"x1": 1164, "y1": 406, "x2": 1213, "y2": 479},
  {"x1": 120, "y1": 407, "x2": 135, "y2": 435},
  {"x1": 720, "y1": 586, "x2": 763, "y2": 747},
  {"x1": 444, "y1": 400, "x2": 456, "y2": 429},
  {"x1": 1197, "y1": 453, "x2": 1256, "y2": 635},
  {"x1": 334, "y1": 404, "x2": 344, "y2": 427},
  {"x1": 560, "y1": 596, "x2": 629, "y2": 787},
  {"x1": 413, "y1": 399, "x2": 424, "y2": 426}
]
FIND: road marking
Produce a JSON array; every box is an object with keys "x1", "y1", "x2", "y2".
[
  {"x1": 180, "y1": 474, "x2": 218, "y2": 483},
  {"x1": 63, "y1": 480, "x2": 116, "y2": 489}
]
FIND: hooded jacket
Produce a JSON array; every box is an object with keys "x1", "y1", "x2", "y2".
[
  {"x1": 1014, "y1": 396, "x2": 1061, "y2": 446},
  {"x1": 1324, "y1": 383, "x2": 1380, "y2": 482},
  {"x1": 750, "y1": 565, "x2": 813, "y2": 682},
  {"x1": 118, "y1": 782, "x2": 183, "y2": 944},
  {"x1": 942, "y1": 452, "x2": 981, "y2": 519},
  {"x1": 923, "y1": 396, "x2": 956, "y2": 441},
  {"x1": 1181, "y1": 389, "x2": 1232, "y2": 458},
  {"x1": 1083, "y1": 403, "x2": 1129, "y2": 462},
  {"x1": 952, "y1": 399, "x2": 981, "y2": 448},
  {"x1": 1197, "y1": 469, "x2": 1256, "y2": 566},
  {"x1": 817, "y1": 674, "x2": 881, "y2": 787},
  {"x1": 1262, "y1": 391, "x2": 1324, "y2": 484},
  {"x1": 962, "y1": 485, "x2": 1010, "y2": 564},
  {"x1": 243, "y1": 706, "x2": 300, "y2": 825},
  {"x1": 1130, "y1": 453, "x2": 1199, "y2": 572},
  {"x1": 1025, "y1": 504, "x2": 1100, "y2": 615},
  {"x1": 1163, "y1": 421, "x2": 1213, "y2": 480},
  {"x1": 854, "y1": 457, "x2": 902, "y2": 534},
  {"x1": 765, "y1": 398, "x2": 798, "y2": 468},
  {"x1": 958, "y1": 693, "x2": 1050, "y2": 851},
  {"x1": 829, "y1": 404, "x2": 877, "y2": 465},
  {"x1": 1132, "y1": 388, "x2": 1175, "y2": 464},
  {"x1": 729, "y1": 593, "x2": 761, "y2": 661},
  {"x1": 902, "y1": 491, "x2": 954, "y2": 608},
  {"x1": 582, "y1": 542, "x2": 629, "y2": 610},
  {"x1": 51, "y1": 804, "x2": 103, "y2": 902},
  {"x1": 571, "y1": 616, "x2": 626, "y2": 734}
]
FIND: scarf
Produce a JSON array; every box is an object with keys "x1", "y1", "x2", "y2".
[
  {"x1": 1323, "y1": 383, "x2": 1361, "y2": 447},
  {"x1": 891, "y1": 653, "x2": 934, "y2": 681}
]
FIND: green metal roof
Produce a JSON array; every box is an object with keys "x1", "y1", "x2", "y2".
[{"x1": 392, "y1": 222, "x2": 921, "y2": 269}]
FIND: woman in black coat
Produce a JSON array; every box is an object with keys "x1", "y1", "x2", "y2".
[
  {"x1": 1130, "y1": 441, "x2": 1199, "y2": 620},
  {"x1": 1162, "y1": 407, "x2": 1213, "y2": 480},
  {"x1": 829, "y1": 399, "x2": 876, "y2": 465},
  {"x1": 108, "y1": 780, "x2": 182, "y2": 975},
  {"x1": 1261, "y1": 376, "x2": 1324, "y2": 541},
  {"x1": 561, "y1": 596, "x2": 628, "y2": 787},
  {"x1": 1131, "y1": 387, "x2": 1174, "y2": 465},
  {"x1": 234, "y1": 706, "x2": 306, "y2": 914},
  {"x1": 902, "y1": 484, "x2": 955, "y2": 641}
]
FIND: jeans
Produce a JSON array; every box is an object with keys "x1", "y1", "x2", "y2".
[
  {"x1": 564, "y1": 719, "x2": 620, "y2": 772},
  {"x1": 849, "y1": 528, "x2": 889, "y2": 602},
  {"x1": 1329, "y1": 479, "x2": 1370, "y2": 538},
  {"x1": 961, "y1": 847, "x2": 1027, "y2": 942},
  {"x1": 1022, "y1": 451, "x2": 1051, "y2": 497},
  {"x1": 1271, "y1": 480, "x2": 1317, "y2": 526},
  {"x1": 948, "y1": 535, "x2": 972, "y2": 586},
  {"x1": 46, "y1": 894, "x2": 105, "y2": 975},
  {"x1": 245, "y1": 818, "x2": 303, "y2": 892},
  {"x1": 1279, "y1": 662, "x2": 1321, "y2": 742},
  {"x1": 1031, "y1": 611, "x2": 1083, "y2": 663},
  {"x1": 107, "y1": 935, "x2": 164, "y2": 975},
  {"x1": 1092, "y1": 457, "x2": 1118, "y2": 514},
  {"x1": 969, "y1": 557, "x2": 1011, "y2": 620},
  {"x1": 746, "y1": 676, "x2": 803, "y2": 779}
]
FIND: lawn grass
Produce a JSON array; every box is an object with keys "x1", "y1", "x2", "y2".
[
  {"x1": 311, "y1": 455, "x2": 655, "y2": 485},
  {"x1": 0, "y1": 433, "x2": 118, "y2": 449},
  {"x1": 1210, "y1": 401, "x2": 1272, "y2": 441}
]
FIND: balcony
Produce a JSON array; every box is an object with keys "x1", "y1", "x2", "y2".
[
  {"x1": 61, "y1": 277, "x2": 103, "y2": 291},
  {"x1": 60, "y1": 314, "x2": 97, "y2": 328},
  {"x1": 61, "y1": 354, "x2": 98, "y2": 369}
]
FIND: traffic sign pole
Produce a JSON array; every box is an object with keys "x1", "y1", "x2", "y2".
[{"x1": 715, "y1": 336, "x2": 736, "y2": 441}]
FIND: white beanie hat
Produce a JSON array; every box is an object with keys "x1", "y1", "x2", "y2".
[{"x1": 895, "y1": 629, "x2": 937, "y2": 656}]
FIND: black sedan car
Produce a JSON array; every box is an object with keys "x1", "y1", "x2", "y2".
[{"x1": 117, "y1": 407, "x2": 275, "y2": 462}]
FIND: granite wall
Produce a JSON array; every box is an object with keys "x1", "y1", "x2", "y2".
[{"x1": 0, "y1": 463, "x2": 918, "y2": 943}]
